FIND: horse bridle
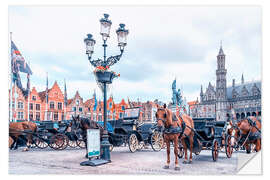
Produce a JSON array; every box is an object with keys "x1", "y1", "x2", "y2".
[{"x1": 156, "y1": 108, "x2": 168, "y2": 125}]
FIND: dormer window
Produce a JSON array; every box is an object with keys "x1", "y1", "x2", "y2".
[{"x1": 32, "y1": 96, "x2": 36, "y2": 101}]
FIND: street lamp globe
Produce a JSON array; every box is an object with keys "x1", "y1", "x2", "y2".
[
  {"x1": 84, "y1": 34, "x2": 96, "y2": 57},
  {"x1": 100, "y1": 14, "x2": 112, "y2": 41},
  {"x1": 116, "y1": 23, "x2": 129, "y2": 51}
]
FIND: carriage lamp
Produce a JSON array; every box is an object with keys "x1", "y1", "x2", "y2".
[{"x1": 82, "y1": 13, "x2": 129, "y2": 166}]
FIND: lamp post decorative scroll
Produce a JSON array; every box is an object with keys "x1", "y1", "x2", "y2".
[{"x1": 83, "y1": 13, "x2": 129, "y2": 165}]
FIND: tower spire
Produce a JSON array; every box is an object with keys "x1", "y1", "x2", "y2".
[
  {"x1": 241, "y1": 73, "x2": 244, "y2": 84},
  {"x1": 218, "y1": 41, "x2": 225, "y2": 55}
]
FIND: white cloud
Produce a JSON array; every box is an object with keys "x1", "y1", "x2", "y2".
[{"x1": 9, "y1": 6, "x2": 261, "y2": 103}]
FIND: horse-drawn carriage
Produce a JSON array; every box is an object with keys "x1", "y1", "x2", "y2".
[
  {"x1": 9, "y1": 120, "x2": 86, "y2": 150},
  {"x1": 186, "y1": 118, "x2": 231, "y2": 161},
  {"x1": 34, "y1": 120, "x2": 86, "y2": 150},
  {"x1": 108, "y1": 107, "x2": 164, "y2": 153},
  {"x1": 171, "y1": 117, "x2": 231, "y2": 162}
]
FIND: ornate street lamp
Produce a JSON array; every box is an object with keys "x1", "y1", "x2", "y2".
[{"x1": 83, "y1": 13, "x2": 129, "y2": 165}]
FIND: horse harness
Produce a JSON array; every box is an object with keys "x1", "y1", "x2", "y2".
[
  {"x1": 238, "y1": 118, "x2": 261, "y2": 146},
  {"x1": 157, "y1": 111, "x2": 185, "y2": 135}
]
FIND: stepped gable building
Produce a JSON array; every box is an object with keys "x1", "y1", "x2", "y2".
[
  {"x1": 10, "y1": 81, "x2": 66, "y2": 121},
  {"x1": 194, "y1": 45, "x2": 261, "y2": 121},
  {"x1": 66, "y1": 91, "x2": 85, "y2": 120}
]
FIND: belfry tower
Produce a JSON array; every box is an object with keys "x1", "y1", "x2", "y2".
[{"x1": 215, "y1": 43, "x2": 227, "y2": 121}]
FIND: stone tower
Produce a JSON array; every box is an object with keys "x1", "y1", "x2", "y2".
[{"x1": 215, "y1": 44, "x2": 227, "y2": 121}]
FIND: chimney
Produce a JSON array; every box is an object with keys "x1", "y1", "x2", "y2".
[{"x1": 232, "y1": 79, "x2": 235, "y2": 87}]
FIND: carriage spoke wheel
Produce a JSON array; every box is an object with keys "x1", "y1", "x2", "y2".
[
  {"x1": 68, "y1": 140, "x2": 78, "y2": 148},
  {"x1": 212, "y1": 139, "x2": 219, "y2": 162},
  {"x1": 34, "y1": 135, "x2": 49, "y2": 149},
  {"x1": 225, "y1": 136, "x2": 233, "y2": 158},
  {"x1": 58, "y1": 135, "x2": 68, "y2": 150},
  {"x1": 76, "y1": 139, "x2": 86, "y2": 148},
  {"x1": 151, "y1": 131, "x2": 164, "y2": 152},
  {"x1": 128, "y1": 134, "x2": 138, "y2": 153},
  {"x1": 49, "y1": 134, "x2": 67, "y2": 150}
]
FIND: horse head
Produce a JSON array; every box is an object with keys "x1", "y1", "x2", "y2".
[{"x1": 156, "y1": 104, "x2": 172, "y2": 132}]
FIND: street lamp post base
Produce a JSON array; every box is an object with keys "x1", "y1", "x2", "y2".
[{"x1": 80, "y1": 158, "x2": 111, "y2": 166}]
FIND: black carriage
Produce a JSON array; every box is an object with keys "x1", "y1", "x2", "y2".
[
  {"x1": 181, "y1": 118, "x2": 229, "y2": 161},
  {"x1": 108, "y1": 107, "x2": 164, "y2": 153},
  {"x1": 33, "y1": 121, "x2": 69, "y2": 150}
]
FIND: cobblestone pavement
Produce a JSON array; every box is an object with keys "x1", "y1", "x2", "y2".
[{"x1": 9, "y1": 146, "x2": 239, "y2": 175}]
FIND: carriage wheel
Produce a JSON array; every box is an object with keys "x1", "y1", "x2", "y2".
[
  {"x1": 212, "y1": 139, "x2": 219, "y2": 162},
  {"x1": 225, "y1": 136, "x2": 233, "y2": 158},
  {"x1": 58, "y1": 135, "x2": 68, "y2": 150},
  {"x1": 49, "y1": 134, "x2": 67, "y2": 150},
  {"x1": 150, "y1": 131, "x2": 164, "y2": 152},
  {"x1": 68, "y1": 140, "x2": 78, "y2": 148},
  {"x1": 76, "y1": 139, "x2": 86, "y2": 148},
  {"x1": 34, "y1": 135, "x2": 49, "y2": 149},
  {"x1": 128, "y1": 134, "x2": 138, "y2": 153}
]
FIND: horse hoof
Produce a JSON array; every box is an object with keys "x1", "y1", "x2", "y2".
[
  {"x1": 174, "y1": 167, "x2": 180, "y2": 171},
  {"x1": 188, "y1": 161, "x2": 192, "y2": 164},
  {"x1": 182, "y1": 161, "x2": 188, "y2": 164},
  {"x1": 85, "y1": 154, "x2": 88, "y2": 159},
  {"x1": 163, "y1": 165, "x2": 169, "y2": 169},
  {"x1": 22, "y1": 148, "x2": 29, "y2": 152}
]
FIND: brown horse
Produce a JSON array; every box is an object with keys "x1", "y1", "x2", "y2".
[
  {"x1": 9, "y1": 121, "x2": 37, "y2": 151},
  {"x1": 237, "y1": 116, "x2": 261, "y2": 153},
  {"x1": 72, "y1": 115, "x2": 104, "y2": 158},
  {"x1": 156, "y1": 104, "x2": 194, "y2": 171}
]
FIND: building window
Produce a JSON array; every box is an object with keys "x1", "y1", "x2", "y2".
[
  {"x1": 72, "y1": 107, "x2": 76, "y2": 112},
  {"x1": 58, "y1": 102, "x2": 62, "y2": 110},
  {"x1": 12, "y1": 101, "x2": 15, "y2": 108},
  {"x1": 36, "y1": 112, "x2": 40, "y2": 121},
  {"x1": 119, "y1": 112, "x2": 123, "y2": 118},
  {"x1": 36, "y1": 104, "x2": 40, "y2": 111},
  {"x1": 18, "y1": 102, "x2": 24, "y2": 109},
  {"x1": 121, "y1": 106, "x2": 125, "y2": 111},
  {"x1": 54, "y1": 112, "x2": 58, "y2": 121},
  {"x1": 109, "y1": 102, "x2": 112, "y2": 108},
  {"x1": 79, "y1": 107, "x2": 83, "y2": 112},
  {"x1": 18, "y1": 112, "x2": 24, "y2": 119},
  {"x1": 32, "y1": 96, "x2": 36, "y2": 101},
  {"x1": 30, "y1": 113, "x2": 33, "y2": 121},
  {"x1": 88, "y1": 107, "x2": 90, "y2": 111},
  {"x1": 61, "y1": 113, "x2": 64, "y2": 121},
  {"x1": 76, "y1": 100, "x2": 80, "y2": 106},
  {"x1": 30, "y1": 103, "x2": 33, "y2": 110},
  {"x1": 50, "y1": 102, "x2": 54, "y2": 109}
]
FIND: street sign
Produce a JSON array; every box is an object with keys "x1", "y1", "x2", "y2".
[{"x1": 87, "y1": 129, "x2": 100, "y2": 158}]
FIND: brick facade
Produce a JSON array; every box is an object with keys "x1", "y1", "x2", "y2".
[{"x1": 9, "y1": 81, "x2": 161, "y2": 123}]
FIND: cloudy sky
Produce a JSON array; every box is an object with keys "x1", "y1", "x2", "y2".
[{"x1": 8, "y1": 6, "x2": 261, "y2": 103}]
